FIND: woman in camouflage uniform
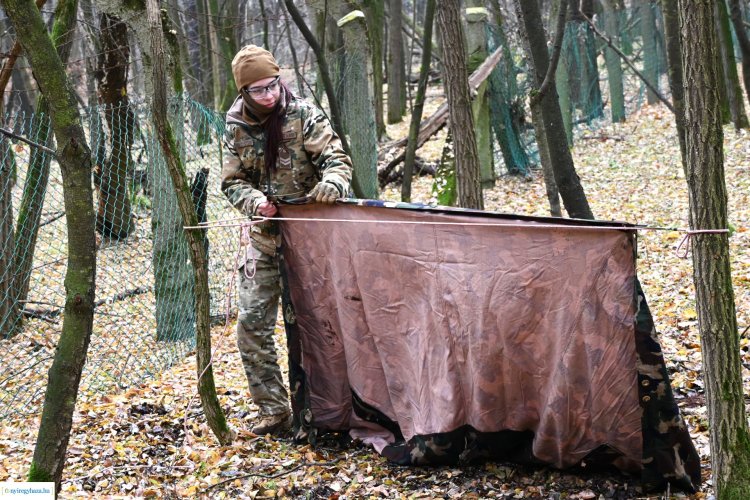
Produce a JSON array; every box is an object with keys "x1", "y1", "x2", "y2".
[{"x1": 221, "y1": 45, "x2": 352, "y2": 435}]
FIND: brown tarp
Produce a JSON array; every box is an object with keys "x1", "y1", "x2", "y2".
[{"x1": 277, "y1": 201, "x2": 700, "y2": 492}]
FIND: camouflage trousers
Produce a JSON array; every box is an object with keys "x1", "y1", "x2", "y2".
[{"x1": 237, "y1": 245, "x2": 289, "y2": 417}]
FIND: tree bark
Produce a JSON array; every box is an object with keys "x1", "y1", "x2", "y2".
[
  {"x1": 402, "y1": 0, "x2": 435, "y2": 202},
  {"x1": 2, "y1": 0, "x2": 97, "y2": 488},
  {"x1": 570, "y1": 0, "x2": 603, "y2": 118},
  {"x1": 679, "y1": 2, "x2": 750, "y2": 498},
  {"x1": 436, "y1": 0, "x2": 483, "y2": 210},
  {"x1": 208, "y1": 0, "x2": 237, "y2": 111},
  {"x1": 95, "y1": 13, "x2": 135, "y2": 239},
  {"x1": 10, "y1": 0, "x2": 78, "y2": 339},
  {"x1": 640, "y1": 0, "x2": 660, "y2": 104},
  {"x1": 514, "y1": 0, "x2": 593, "y2": 219},
  {"x1": 146, "y1": 0, "x2": 233, "y2": 446},
  {"x1": 660, "y1": 0, "x2": 687, "y2": 174},
  {"x1": 602, "y1": 0, "x2": 626, "y2": 122},
  {"x1": 387, "y1": 0, "x2": 406, "y2": 123},
  {"x1": 715, "y1": 0, "x2": 749, "y2": 129},
  {"x1": 727, "y1": 0, "x2": 750, "y2": 108},
  {"x1": 362, "y1": 0, "x2": 385, "y2": 140},
  {"x1": 0, "y1": 146, "x2": 14, "y2": 338}
]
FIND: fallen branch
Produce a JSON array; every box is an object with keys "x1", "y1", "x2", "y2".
[
  {"x1": 94, "y1": 285, "x2": 151, "y2": 308},
  {"x1": 381, "y1": 159, "x2": 436, "y2": 186},
  {"x1": 19, "y1": 286, "x2": 153, "y2": 320},
  {"x1": 377, "y1": 46, "x2": 504, "y2": 186},
  {"x1": 203, "y1": 459, "x2": 342, "y2": 494},
  {"x1": 579, "y1": 134, "x2": 625, "y2": 142}
]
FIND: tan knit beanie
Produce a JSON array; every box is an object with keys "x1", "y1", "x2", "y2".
[{"x1": 232, "y1": 45, "x2": 280, "y2": 91}]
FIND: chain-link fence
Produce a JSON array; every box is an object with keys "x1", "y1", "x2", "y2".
[{"x1": 0, "y1": 96, "x2": 239, "y2": 419}]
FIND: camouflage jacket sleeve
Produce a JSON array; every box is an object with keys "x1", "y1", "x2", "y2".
[
  {"x1": 302, "y1": 105, "x2": 353, "y2": 197},
  {"x1": 220, "y1": 123, "x2": 265, "y2": 217}
]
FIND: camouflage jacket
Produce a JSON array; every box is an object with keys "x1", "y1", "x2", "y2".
[{"x1": 221, "y1": 93, "x2": 352, "y2": 253}]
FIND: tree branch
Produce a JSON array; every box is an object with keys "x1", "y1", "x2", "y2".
[
  {"x1": 531, "y1": 0, "x2": 568, "y2": 105},
  {"x1": 581, "y1": 12, "x2": 675, "y2": 113},
  {"x1": 0, "y1": 127, "x2": 56, "y2": 155}
]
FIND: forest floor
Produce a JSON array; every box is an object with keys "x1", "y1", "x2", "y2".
[{"x1": 1, "y1": 100, "x2": 749, "y2": 499}]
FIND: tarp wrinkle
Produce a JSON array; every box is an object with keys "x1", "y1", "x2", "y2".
[{"x1": 279, "y1": 202, "x2": 700, "y2": 493}]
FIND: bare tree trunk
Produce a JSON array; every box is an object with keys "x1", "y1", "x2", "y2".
[
  {"x1": 402, "y1": 0, "x2": 434, "y2": 202},
  {"x1": 258, "y1": 0, "x2": 269, "y2": 48},
  {"x1": 11, "y1": 0, "x2": 78, "y2": 338},
  {"x1": 715, "y1": 0, "x2": 749, "y2": 129},
  {"x1": 515, "y1": 0, "x2": 593, "y2": 219},
  {"x1": 95, "y1": 13, "x2": 135, "y2": 239},
  {"x1": 679, "y1": 4, "x2": 750, "y2": 498},
  {"x1": 602, "y1": 0, "x2": 626, "y2": 122},
  {"x1": 208, "y1": 0, "x2": 238, "y2": 111},
  {"x1": 0, "y1": 148, "x2": 14, "y2": 338},
  {"x1": 146, "y1": 0, "x2": 233, "y2": 447},
  {"x1": 640, "y1": 0, "x2": 660, "y2": 104},
  {"x1": 436, "y1": 0, "x2": 483, "y2": 209},
  {"x1": 362, "y1": 0, "x2": 385, "y2": 139},
  {"x1": 2, "y1": 0, "x2": 97, "y2": 488},
  {"x1": 661, "y1": 0, "x2": 687, "y2": 175},
  {"x1": 387, "y1": 0, "x2": 406, "y2": 123},
  {"x1": 728, "y1": 0, "x2": 750, "y2": 107}
]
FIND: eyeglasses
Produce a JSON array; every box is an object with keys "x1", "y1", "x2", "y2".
[{"x1": 244, "y1": 77, "x2": 280, "y2": 98}]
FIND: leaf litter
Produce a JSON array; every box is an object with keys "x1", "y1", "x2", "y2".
[{"x1": 2, "y1": 103, "x2": 748, "y2": 499}]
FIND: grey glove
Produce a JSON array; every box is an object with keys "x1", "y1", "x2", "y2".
[{"x1": 307, "y1": 181, "x2": 340, "y2": 204}]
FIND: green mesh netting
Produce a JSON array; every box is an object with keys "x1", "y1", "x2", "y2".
[{"x1": 0, "y1": 96, "x2": 238, "y2": 418}]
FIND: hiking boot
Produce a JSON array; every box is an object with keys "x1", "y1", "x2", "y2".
[{"x1": 252, "y1": 411, "x2": 292, "y2": 436}]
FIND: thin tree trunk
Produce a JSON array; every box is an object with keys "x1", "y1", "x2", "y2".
[
  {"x1": 402, "y1": 0, "x2": 434, "y2": 202},
  {"x1": 2, "y1": 0, "x2": 97, "y2": 488},
  {"x1": 641, "y1": 0, "x2": 660, "y2": 104},
  {"x1": 436, "y1": 0, "x2": 483, "y2": 209},
  {"x1": 576, "y1": 0, "x2": 604, "y2": 119},
  {"x1": 11, "y1": 0, "x2": 78, "y2": 338},
  {"x1": 283, "y1": 8, "x2": 305, "y2": 97},
  {"x1": 10, "y1": 63, "x2": 36, "y2": 119},
  {"x1": 715, "y1": 0, "x2": 749, "y2": 129},
  {"x1": 660, "y1": 0, "x2": 687, "y2": 174},
  {"x1": 515, "y1": 0, "x2": 593, "y2": 219},
  {"x1": 553, "y1": 0, "x2": 573, "y2": 145},
  {"x1": 679, "y1": 3, "x2": 750, "y2": 498},
  {"x1": 531, "y1": 101, "x2": 562, "y2": 216},
  {"x1": 362, "y1": 0, "x2": 385, "y2": 140},
  {"x1": 0, "y1": 0, "x2": 45, "y2": 338},
  {"x1": 602, "y1": 0, "x2": 626, "y2": 122},
  {"x1": 146, "y1": 0, "x2": 233, "y2": 447},
  {"x1": 387, "y1": 0, "x2": 406, "y2": 123},
  {"x1": 259, "y1": 0, "x2": 269, "y2": 49},
  {"x1": 96, "y1": 13, "x2": 135, "y2": 239},
  {"x1": 209, "y1": 0, "x2": 238, "y2": 111},
  {"x1": 0, "y1": 147, "x2": 14, "y2": 338},
  {"x1": 728, "y1": 0, "x2": 750, "y2": 108}
]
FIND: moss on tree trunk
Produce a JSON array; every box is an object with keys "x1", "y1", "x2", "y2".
[
  {"x1": 679, "y1": 2, "x2": 750, "y2": 497},
  {"x1": 1, "y1": 0, "x2": 97, "y2": 489}
]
